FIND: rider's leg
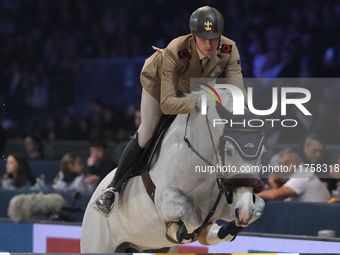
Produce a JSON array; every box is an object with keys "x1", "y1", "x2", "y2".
[{"x1": 92, "y1": 89, "x2": 162, "y2": 216}]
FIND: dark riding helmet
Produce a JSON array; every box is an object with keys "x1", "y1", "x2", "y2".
[{"x1": 189, "y1": 6, "x2": 224, "y2": 39}]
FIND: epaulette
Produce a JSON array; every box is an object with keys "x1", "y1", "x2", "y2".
[
  {"x1": 178, "y1": 49, "x2": 192, "y2": 59},
  {"x1": 220, "y1": 44, "x2": 232, "y2": 53}
]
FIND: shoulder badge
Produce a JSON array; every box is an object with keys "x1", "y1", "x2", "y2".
[
  {"x1": 178, "y1": 49, "x2": 192, "y2": 59},
  {"x1": 220, "y1": 44, "x2": 232, "y2": 53}
]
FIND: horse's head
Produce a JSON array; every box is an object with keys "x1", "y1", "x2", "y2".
[
  {"x1": 196, "y1": 88, "x2": 266, "y2": 226},
  {"x1": 196, "y1": 88, "x2": 266, "y2": 177}
]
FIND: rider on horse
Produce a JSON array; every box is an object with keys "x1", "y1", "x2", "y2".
[{"x1": 93, "y1": 6, "x2": 247, "y2": 216}]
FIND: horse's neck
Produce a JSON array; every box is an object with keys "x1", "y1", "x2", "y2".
[{"x1": 187, "y1": 113, "x2": 222, "y2": 164}]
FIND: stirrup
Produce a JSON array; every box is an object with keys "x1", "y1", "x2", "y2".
[{"x1": 91, "y1": 188, "x2": 119, "y2": 217}]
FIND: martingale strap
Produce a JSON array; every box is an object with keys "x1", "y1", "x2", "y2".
[
  {"x1": 164, "y1": 179, "x2": 224, "y2": 244},
  {"x1": 142, "y1": 169, "x2": 224, "y2": 244},
  {"x1": 142, "y1": 113, "x2": 225, "y2": 244}
]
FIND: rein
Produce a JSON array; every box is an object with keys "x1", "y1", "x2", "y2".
[
  {"x1": 183, "y1": 107, "x2": 220, "y2": 167},
  {"x1": 176, "y1": 108, "x2": 225, "y2": 243}
]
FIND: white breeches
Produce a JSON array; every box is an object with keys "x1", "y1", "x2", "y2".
[{"x1": 137, "y1": 89, "x2": 162, "y2": 148}]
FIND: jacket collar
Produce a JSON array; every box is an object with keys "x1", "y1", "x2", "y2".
[{"x1": 188, "y1": 35, "x2": 221, "y2": 77}]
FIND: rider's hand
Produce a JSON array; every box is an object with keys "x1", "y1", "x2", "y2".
[{"x1": 195, "y1": 94, "x2": 201, "y2": 112}]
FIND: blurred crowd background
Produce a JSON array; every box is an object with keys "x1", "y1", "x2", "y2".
[{"x1": 0, "y1": 0, "x2": 340, "y2": 151}]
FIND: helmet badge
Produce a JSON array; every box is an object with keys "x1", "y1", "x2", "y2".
[{"x1": 204, "y1": 19, "x2": 213, "y2": 32}]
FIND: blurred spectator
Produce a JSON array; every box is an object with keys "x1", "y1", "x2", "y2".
[
  {"x1": 88, "y1": 111, "x2": 103, "y2": 141},
  {"x1": 89, "y1": 97, "x2": 104, "y2": 117},
  {"x1": 0, "y1": 153, "x2": 36, "y2": 189},
  {"x1": 0, "y1": 108, "x2": 6, "y2": 154},
  {"x1": 0, "y1": 0, "x2": 340, "y2": 143},
  {"x1": 24, "y1": 134, "x2": 44, "y2": 159},
  {"x1": 258, "y1": 148, "x2": 331, "y2": 202},
  {"x1": 53, "y1": 152, "x2": 91, "y2": 192},
  {"x1": 56, "y1": 112, "x2": 78, "y2": 140},
  {"x1": 313, "y1": 100, "x2": 340, "y2": 145},
  {"x1": 0, "y1": 124, "x2": 6, "y2": 154},
  {"x1": 253, "y1": 49, "x2": 284, "y2": 81},
  {"x1": 277, "y1": 46, "x2": 301, "y2": 78},
  {"x1": 330, "y1": 157, "x2": 340, "y2": 179},
  {"x1": 77, "y1": 117, "x2": 91, "y2": 140},
  {"x1": 298, "y1": 133, "x2": 336, "y2": 192},
  {"x1": 24, "y1": 67, "x2": 49, "y2": 115},
  {"x1": 277, "y1": 94, "x2": 314, "y2": 144},
  {"x1": 40, "y1": 116, "x2": 57, "y2": 141},
  {"x1": 321, "y1": 47, "x2": 339, "y2": 77},
  {"x1": 102, "y1": 105, "x2": 122, "y2": 141},
  {"x1": 86, "y1": 140, "x2": 117, "y2": 189}
]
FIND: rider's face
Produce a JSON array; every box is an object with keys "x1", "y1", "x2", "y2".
[{"x1": 195, "y1": 35, "x2": 219, "y2": 57}]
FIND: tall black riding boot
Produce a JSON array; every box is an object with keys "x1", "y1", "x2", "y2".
[{"x1": 92, "y1": 132, "x2": 144, "y2": 216}]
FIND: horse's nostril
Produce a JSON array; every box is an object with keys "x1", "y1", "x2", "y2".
[
  {"x1": 235, "y1": 208, "x2": 239, "y2": 219},
  {"x1": 253, "y1": 193, "x2": 256, "y2": 204},
  {"x1": 227, "y1": 192, "x2": 233, "y2": 204}
]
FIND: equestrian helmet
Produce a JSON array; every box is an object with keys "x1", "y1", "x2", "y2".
[{"x1": 189, "y1": 6, "x2": 224, "y2": 39}]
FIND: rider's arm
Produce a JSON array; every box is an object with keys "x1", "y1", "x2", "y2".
[
  {"x1": 257, "y1": 185, "x2": 297, "y2": 201},
  {"x1": 160, "y1": 48, "x2": 198, "y2": 115}
]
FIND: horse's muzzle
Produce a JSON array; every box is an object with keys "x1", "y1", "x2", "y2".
[{"x1": 234, "y1": 207, "x2": 252, "y2": 226}]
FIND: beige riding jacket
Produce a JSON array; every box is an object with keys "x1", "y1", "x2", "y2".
[{"x1": 140, "y1": 34, "x2": 245, "y2": 114}]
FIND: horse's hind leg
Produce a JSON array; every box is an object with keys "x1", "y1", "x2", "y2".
[{"x1": 159, "y1": 187, "x2": 202, "y2": 242}]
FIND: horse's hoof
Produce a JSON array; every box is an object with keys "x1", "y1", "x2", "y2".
[
  {"x1": 176, "y1": 220, "x2": 194, "y2": 243},
  {"x1": 217, "y1": 220, "x2": 244, "y2": 241}
]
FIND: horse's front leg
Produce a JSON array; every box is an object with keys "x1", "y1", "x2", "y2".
[
  {"x1": 159, "y1": 187, "x2": 202, "y2": 243},
  {"x1": 197, "y1": 221, "x2": 244, "y2": 245},
  {"x1": 197, "y1": 190, "x2": 265, "y2": 245}
]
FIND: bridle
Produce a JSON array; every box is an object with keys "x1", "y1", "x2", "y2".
[
  {"x1": 183, "y1": 106, "x2": 220, "y2": 167},
  {"x1": 183, "y1": 104, "x2": 265, "y2": 170},
  {"x1": 146, "y1": 103, "x2": 265, "y2": 244},
  {"x1": 175, "y1": 104, "x2": 265, "y2": 243}
]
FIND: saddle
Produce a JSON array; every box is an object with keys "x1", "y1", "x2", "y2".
[{"x1": 130, "y1": 114, "x2": 176, "y2": 177}]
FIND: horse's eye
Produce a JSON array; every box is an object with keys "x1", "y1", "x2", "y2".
[{"x1": 226, "y1": 149, "x2": 233, "y2": 156}]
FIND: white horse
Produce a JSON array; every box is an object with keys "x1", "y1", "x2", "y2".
[{"x1": 81, "y1": 89, "x2": 266, "y2": 253}]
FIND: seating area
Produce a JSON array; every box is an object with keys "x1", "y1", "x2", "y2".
[
  {"x1": 1, "y1": 140, "x2": 340, "y2": 236},
  {"x1": 0, "y1": 185, "x2": 339, "y2": 238},
  {"x1": 0, "y1": 159, "x2": 60, "y2": 185}
]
